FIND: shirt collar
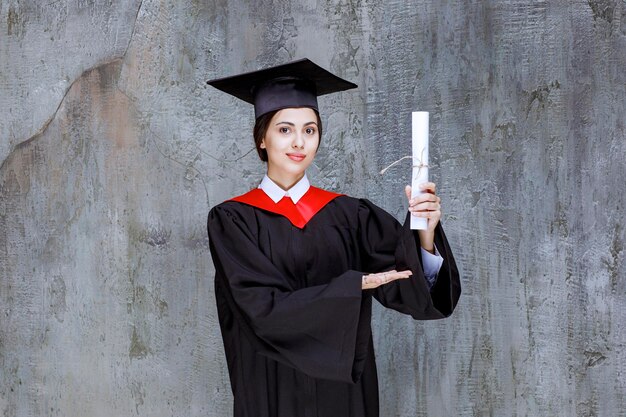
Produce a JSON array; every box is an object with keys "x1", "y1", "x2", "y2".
[{"x1": 258, "y1": 173, "x2": 310, "y2": 204}]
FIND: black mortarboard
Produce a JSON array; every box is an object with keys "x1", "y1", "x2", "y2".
[{"x1": 206, "y1": 58, "x2": 358, "y2": 119}]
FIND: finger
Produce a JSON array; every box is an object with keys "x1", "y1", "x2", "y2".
[
  {"x1": 409, "y1": 186, "x2": 438, "y2": 206},
  {"x1": 405, "y1": 185, "x2": 412, "y2": 201},
  {"x1": 413, "y1": 201, "x2": 441, "y2": 211},
  {"x1": 409, "y1": 201, "x2": 436, "y2": 211},
  {"x1": 419, "y1": 182, "x2": 436, "y2": 193},
  {"x1": 368, "y1": 270, "x2": 408, "y2": 278},
  {"x1": 386, "y1": 271, "x2": 410, "y2": 279},
  {"x1": 387, "y1": 270, "x2": 412, "y2": 279},
  {"x1": 410, "y1": 193, "x2": 438, "y2": 205},
  {"x1": 385, "y1": 272, "x2": 411, "y2": 284},
  {"x1": 412, "y1": 209, "x2": 441, "y2": 218}
]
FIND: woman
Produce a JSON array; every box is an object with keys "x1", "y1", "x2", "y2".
[{"x1": 206, "y1": 59, "x2": 461, "y2": 417}]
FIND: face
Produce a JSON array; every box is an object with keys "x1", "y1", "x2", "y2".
[{"x1": 260, "y1": 107, "x2": 320, "y2": 186}]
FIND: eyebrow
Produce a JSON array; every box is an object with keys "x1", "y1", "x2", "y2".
[{"x1": 275, "y1": 121, "x2": 318, "y2": 126}]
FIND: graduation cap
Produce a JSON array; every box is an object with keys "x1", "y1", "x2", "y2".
[{"x1": 206, "y1": 58, "x2": 358, "y2": 119}]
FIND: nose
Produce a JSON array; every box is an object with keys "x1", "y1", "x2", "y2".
[{"x1": 292, "y1": 132, "x2": 304, "y2": 149}]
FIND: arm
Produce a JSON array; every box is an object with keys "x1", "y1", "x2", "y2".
[{"x1": 357, "y1": 198, "x2": 461, "y2": 319}]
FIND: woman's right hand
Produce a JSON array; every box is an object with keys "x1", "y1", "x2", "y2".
[{"x1": 362, "y1": 270, "x2": 412, "y2": 290}]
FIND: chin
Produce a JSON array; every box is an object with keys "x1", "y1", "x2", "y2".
[
  {"x1": 273, "y1": 164, "x2": 306, "y2": 179},
  {"x1": 286, "y1": 166, "x2": 308, "y2": 176},
  {"x1": 267, "y1": 155, "x2": 315, "y2": 178}
]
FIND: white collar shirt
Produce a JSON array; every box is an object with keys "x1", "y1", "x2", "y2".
[{"x1": 258, "y1": 173, "x2": 310, "y2": 204}]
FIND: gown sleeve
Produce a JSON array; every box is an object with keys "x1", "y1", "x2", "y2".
[
  {"x1": 208, "y1": 204, "x2": 372, "y2": 383},
  {"x1": 357, "y1": 198, "x2": 461, "y2": 319}
]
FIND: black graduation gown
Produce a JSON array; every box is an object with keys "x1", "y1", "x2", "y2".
[{"x1": 207, "y1": 193, "x2": 461, "y2": 417}]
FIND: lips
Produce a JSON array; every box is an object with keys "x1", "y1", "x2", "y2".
[{"x1": 287, "y1": 153, "x2": 306, "y2": 162}]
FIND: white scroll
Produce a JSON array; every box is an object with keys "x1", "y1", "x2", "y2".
[{"x1": 411, "y1": 112, "x2": 429, "y2": 230}]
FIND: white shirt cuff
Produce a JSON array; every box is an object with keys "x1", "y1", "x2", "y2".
[{"x1": 421, "y1": 244, "x2": 444, "y2": 282}]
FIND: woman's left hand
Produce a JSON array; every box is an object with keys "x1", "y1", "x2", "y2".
[{"x1": 404, "y1": 182, "x2": 441, "y2": 253}]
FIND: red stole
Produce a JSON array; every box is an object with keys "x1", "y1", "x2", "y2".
[{"x1": 229, "y1": 186, "x2": 343, "y2": 229}]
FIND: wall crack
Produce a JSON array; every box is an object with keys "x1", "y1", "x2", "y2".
[{"x1": 0, "y1": 0, "x2": 144, "y2": 173}]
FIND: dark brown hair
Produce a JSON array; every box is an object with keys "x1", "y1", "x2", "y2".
[{"x1": 253, "y1": 108, "x2": 323, "y2": 162}]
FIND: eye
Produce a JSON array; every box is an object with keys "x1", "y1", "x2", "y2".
[
  {"x1": 305, "y1": 127, "x2": 316, "y2": 135},
  {"x1": 279, "y1": 126, "x2": 290, "y2": 134}
]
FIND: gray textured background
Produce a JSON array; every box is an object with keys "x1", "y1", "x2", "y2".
[{"x1": 1, "y1": 1, "x2": 625, "y2": 416}]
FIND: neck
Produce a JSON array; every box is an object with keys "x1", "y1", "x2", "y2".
[{"x1": 266, "y1": 170, "x2": 305, "y2": 191}]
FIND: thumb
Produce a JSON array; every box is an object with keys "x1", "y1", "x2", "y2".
[{"x1": 405, "y1": 185, "x2": 412, "y2": 201}]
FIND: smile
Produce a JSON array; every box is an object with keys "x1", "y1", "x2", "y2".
[{"x1": 287, "y1": 153, "x2": 306, "y2": 162}]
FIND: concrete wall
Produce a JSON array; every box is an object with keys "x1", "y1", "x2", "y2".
[{"x1": 1, "y1": 1, "x2": 624, "y2": 416}]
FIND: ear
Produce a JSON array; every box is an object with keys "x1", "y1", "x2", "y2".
[{"x1": 260, "y1": 139, "x2": 266, "y2": 149}]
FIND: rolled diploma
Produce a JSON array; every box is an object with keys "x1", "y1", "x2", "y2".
[{"x1": 411, "y1": 112, "x2": 429, "y2": 230}]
